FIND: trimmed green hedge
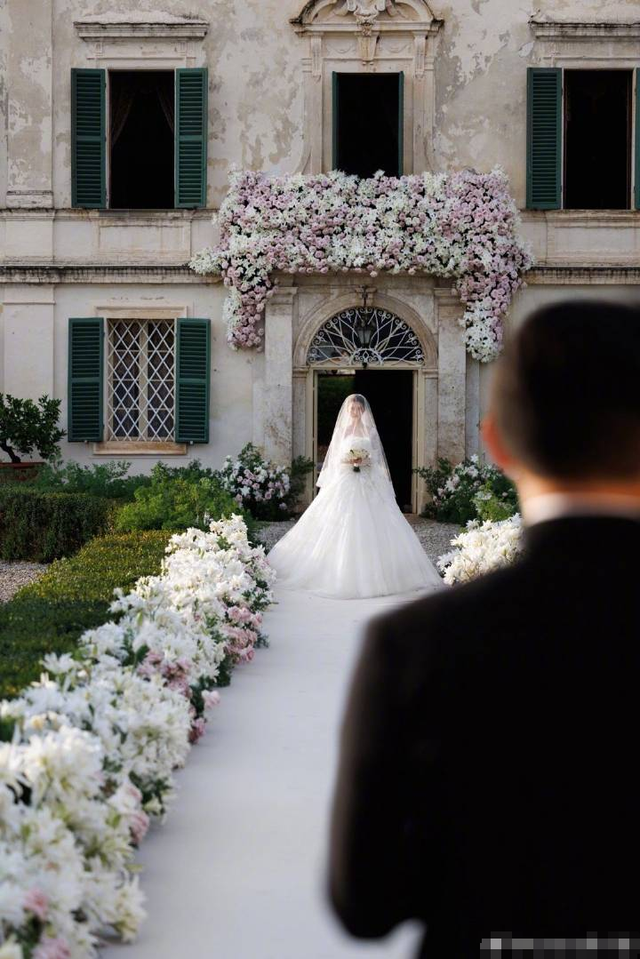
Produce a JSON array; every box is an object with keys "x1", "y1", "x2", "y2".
[
  {"x1": 0, "y1": 486, "x2": 115, "y2": 562},
  {"x1": 0, "y1": 532, "x2": 170, "y2": 699}
]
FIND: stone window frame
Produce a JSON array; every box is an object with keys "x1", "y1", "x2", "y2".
[
  {"x1": 289, "y1": 0, "x2": 444, "y2": 175},
  {"x1": 72, "y1": 14, "x2": 209, "y2": 215},
  {"x1": 93, "y1": 305, "x2": 189, "y2": 456},
  {"x1": 528, "y1": 17, "x2": 640, "y2": 214}
]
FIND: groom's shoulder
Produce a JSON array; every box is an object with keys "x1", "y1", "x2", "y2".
[{"x1": 366, "y1": 562, "x2": 525, "y2": 644}]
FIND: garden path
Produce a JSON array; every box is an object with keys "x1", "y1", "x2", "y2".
[{"x1": 101, "y1": 582, "x2": 436, "y2": 959}]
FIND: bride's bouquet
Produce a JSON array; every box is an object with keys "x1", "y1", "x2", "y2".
[{"x1": 343, "y1": 446, "x2": 371, "y2": 473}]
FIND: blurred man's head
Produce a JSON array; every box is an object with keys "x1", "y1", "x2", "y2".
[{"x1": 482, "y1": 299, "x2": 640, "y2": 499}]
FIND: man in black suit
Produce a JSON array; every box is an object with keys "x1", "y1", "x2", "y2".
[{"x1": 327, "y1": 299, "x2": 640, "y2": 957}]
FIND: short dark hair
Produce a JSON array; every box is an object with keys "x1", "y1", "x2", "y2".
[{"x1": 489, "y1": 298, "x2": 640, "y2": 479}]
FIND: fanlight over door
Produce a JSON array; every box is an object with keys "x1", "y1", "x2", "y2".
[{"x1": 307, "y1": 307, "x2": 425, "y2": 368}]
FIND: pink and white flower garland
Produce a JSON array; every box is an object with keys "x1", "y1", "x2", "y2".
[{"x1": 189, "y1": 167, "x2": 535, "y2": 362}]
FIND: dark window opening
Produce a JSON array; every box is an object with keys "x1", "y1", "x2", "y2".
[
  {"x1": 564, "y1": 69, "x2": 632, "y2": 210},
  {"x1": 316, "y1": 369, "x2": 414, "y2": 511},
  {"x1": 109, "y1": 70, "x2": 174, "y2": 209},
  {"x1": 334, "y1": 73, "x2": 402, "y2": 178}
]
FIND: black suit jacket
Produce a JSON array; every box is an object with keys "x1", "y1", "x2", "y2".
[{"x1": 327, "y1": 516, "x2": 640, "y2": 957}]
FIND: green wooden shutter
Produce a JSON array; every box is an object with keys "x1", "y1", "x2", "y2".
[
  {"x1": 635, "y1": 68, "x2": 640, "y2": 209},
  {"x1": 526, "y1": 67, "x2": 562, "y2": 210},
  {"x1": 332, "y1": 71, "x2": 339, "y2": 171},
  {"x1": 68, "y1": 318, "x2": 104, "y2": 442},
  {"x1": 71, "y1": 69, "x2": 106, "y2": 209},
  {"x1": 175, "y1": 68, "x2": 208, "y2": 208},
  {"x1": 175, "y1": 318, "x2": 210, "y2": 443}
]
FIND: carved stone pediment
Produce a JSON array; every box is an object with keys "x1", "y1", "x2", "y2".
[{"x1": 291, "y1": 0, "x2": 442, "y2": 33}]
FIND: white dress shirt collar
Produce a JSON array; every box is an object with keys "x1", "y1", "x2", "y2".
[{"x1": 520, "y1": 492, "x2": 640, "y2": 527}]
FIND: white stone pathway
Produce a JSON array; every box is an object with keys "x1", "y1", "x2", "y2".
[{"x1": 102, "y1": 584, "x2": 436, "y2": 959}]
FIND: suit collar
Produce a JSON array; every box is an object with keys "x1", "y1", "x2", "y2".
[{"x1": 522, "y1": 513, "x2": 640, "y2": 556}]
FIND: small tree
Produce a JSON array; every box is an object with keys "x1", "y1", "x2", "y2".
[{"x1": 0, "y1": 393, "x2": 66, "y2": 464}]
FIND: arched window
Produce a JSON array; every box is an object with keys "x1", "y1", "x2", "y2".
[{"x1": 307, "y1": 306, "x2": 425, "y2": 367}]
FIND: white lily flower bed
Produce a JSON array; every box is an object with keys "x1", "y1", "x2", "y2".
[
  {"x1": 0, "y1": 515, "x2": 276, "y2": 959},
  {"x1": 437, "y1": 514, "x2": 523, "y2": 584}
]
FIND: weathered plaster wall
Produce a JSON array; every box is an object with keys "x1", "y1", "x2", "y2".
[{"x1": 11, "y1": 0, "x2": 640, "y2": 210}]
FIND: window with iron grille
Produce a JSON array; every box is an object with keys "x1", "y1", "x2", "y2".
[{"x1": 106, "y1": 318, "x2": 175, "y2": 441}]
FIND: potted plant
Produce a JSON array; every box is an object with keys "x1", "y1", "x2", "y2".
[{"x1": 0, "y1": 393, "x2": 66, "y2": 481}]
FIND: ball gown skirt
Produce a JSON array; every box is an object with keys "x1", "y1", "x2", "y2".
[{"x1": 266, "y1": 463, "x2": 445, "y2": 600}]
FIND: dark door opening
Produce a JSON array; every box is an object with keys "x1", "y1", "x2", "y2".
[
  {"x1": 564, "y1": 69, "x2": 632, "y2": 210},
  {"x1": 333, "y1": 73, "x2": 403, "y2": 178},
  {"x1": 316, "y1": 369, "x2": 414, "y2": 511},
  {"x1": 109, "y1": 70, "x2": 175, "y2": 209}
]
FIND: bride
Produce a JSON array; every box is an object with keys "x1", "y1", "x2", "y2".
[{"x1": 266, "y1": 393, "x2": 445, "y2": 599}]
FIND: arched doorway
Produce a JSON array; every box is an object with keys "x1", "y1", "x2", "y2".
[{"x1": 306, "y1": 305, "x2": 426, "y2": 513}]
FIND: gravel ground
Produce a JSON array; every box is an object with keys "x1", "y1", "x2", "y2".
[
  {"x1": 0, "y1": 560, "x2": 48, "y2": 603},
  {"x1": 254, "y1": 515, "x2": 461, "y2": 565}
]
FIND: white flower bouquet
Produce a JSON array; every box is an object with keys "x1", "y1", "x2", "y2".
[{"x1": 343, "y1": 447, "x2": 371, "y2": 473}]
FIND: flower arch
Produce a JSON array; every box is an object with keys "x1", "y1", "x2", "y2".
[{"x1": 189, "y1": 166, "x2": 535, "y2": 362}]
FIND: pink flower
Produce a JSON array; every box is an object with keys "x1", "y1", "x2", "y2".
[
  {"x1": 203, "y1": 689, "x2": 221, "y2": 709},
  {"x1": 189, "y1": 717, "x2": 207, "y2": 744},
  {"x1": 24, "y1": 887, "x2": 49, "y2": 921},
  {"x1": 33, "y1": 940, "x2": 71, "y2": 959},
  {"x1": 130, "y1": 810, "x2": 150, "y2": 845}
]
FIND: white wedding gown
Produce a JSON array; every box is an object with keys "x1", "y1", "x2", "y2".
[{"x1": 266, "y1": 435, "x2": 445, "y2": 600}]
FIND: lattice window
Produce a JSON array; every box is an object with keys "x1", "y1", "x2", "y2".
[
  {"x1": 307, "y1": 307, "x2": 424, "y2": 367},
  {"x1": 106, "y1": 318, "x2": 175, "y2": 440}
]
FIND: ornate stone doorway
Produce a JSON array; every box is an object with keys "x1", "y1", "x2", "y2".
[{"x1": 259, "y1": 275, "x2": 469, "y2": 516}]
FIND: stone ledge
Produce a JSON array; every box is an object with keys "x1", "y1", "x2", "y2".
[
  {"x1": 1, "y1": 264, "x2": 639, "y2": 287},
  {"x1": 0, "y1": 264, "x2": 216, "y2": 284},
  {"x1": 526, "y1": 266, "x2": 640, "y2": 284}
]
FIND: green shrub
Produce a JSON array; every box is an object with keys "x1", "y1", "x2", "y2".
[
  {"x1": 0, "y1": 531, "x2": 170, "y2": 699},
  {"x1": 414, "y1": 455, "x2": 518, "y2": 525},
  {"x1": 0, "y1": 486, "x2": 114, "y2": 562},
  {"x1": 21, "y1": 530, "x2": 171, "y2": 602},
  {"x1": 473, "y1": 482, "x2": 519, "y2": 522},
  {"x1": 114, "y1": 474, "x2": 257, "y2": 539},
  {"x1": 31, "y1": 458, "x2": 152, "y2": 500}
]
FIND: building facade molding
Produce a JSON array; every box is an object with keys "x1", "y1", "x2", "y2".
[{"x1": 289, "y1": 0, "x2": 444, "y2": 175}]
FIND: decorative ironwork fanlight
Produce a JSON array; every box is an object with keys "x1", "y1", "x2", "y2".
[{"x1": 307, "y1": 306, "x2": 425, "y2": 369}]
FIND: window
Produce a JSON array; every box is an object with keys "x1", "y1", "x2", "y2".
[
  {"x1": 332, "y1": 73, "x2": 404, "y2": 178},
  {"x1": 109, "y1": 71, "x2": 175, "y2": 209},
  {"x1": 71, "y1": 67, "x2": 208, "y2": 210},
  {"x1": 564, "y1": 70, "x2": 632, "y2": 209},
  {"x1": 527, "y1": 67, "x2": 639, "y2": 210},
  {"x1": 106, "y1": 318, "x2": 175, "y2": 441},
  {"x1": 68, "y1": 315, "x2": 211, "y2": 446}
]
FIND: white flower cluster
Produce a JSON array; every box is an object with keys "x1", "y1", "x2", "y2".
[
  {"x1": 437, "y1": 514, "x2": 523, "y2": 585},
  {"x1": 218, "y1": 449, "x2": 290, "y2": 513},
  {"x1": 0, "y1": 515, "x2": 275, "y2": 959}
]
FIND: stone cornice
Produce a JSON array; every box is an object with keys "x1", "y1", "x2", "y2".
[
  {"x1": 529, "y1": 18, "x2": 640, "y2": 41},
  {"x1": 1, "y1": 264, "x2": 639, "y2": 287},
  {"x1": 74, "y1": 14, "x2": 209, "y2": 42},
  {"x1": 0, "y1": 265, "x2": 215, "y2": 284}
]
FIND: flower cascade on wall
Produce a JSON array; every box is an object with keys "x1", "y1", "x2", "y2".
[{"x1": 189, "y1": 166, "x2": 535, "y2": 362}]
